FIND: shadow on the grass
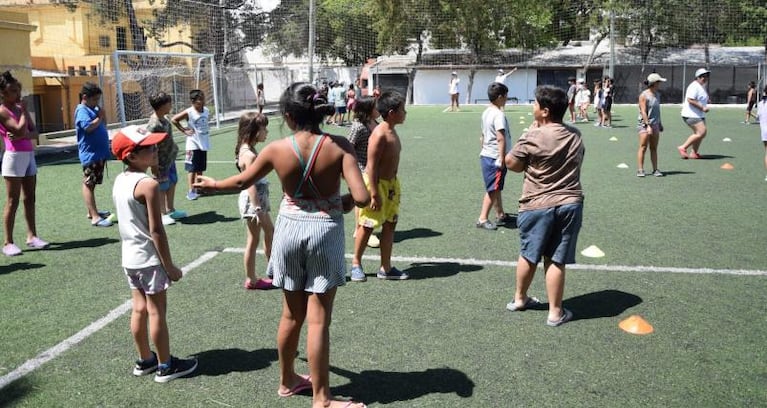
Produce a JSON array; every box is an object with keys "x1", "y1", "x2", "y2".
[
  {"x1": 329, "y1": 365, "x2": 474, "y2": 404},
  {"x1": 562, "y1": 289, "x2": 642, "y2": 321},
  {"x1": 188, "y1": 348, "x2": 277, "y2": 377},
  {"x1": 0, "y1": 377, "x2": 34, "y2": 406},
  {"x1": 45, "y1": 237, "x2": 119, "y2": 251},
  {"x1": 694, "y1": 154, "x2": 733, "y2": 160},
  {"x1": 178, "y1": 211, "x2": 239, "y2": 225},
  {"x1": 404, "y1": 261, "x2": 483, "y2": 280},
  {"x1": 0, "y1": 261, "x2": 46, "y2": 275},
  {"x1": 658, "y1": 170, "x2": 696, "y2": 176},
  {"x1": 393, "y1": 228, "x2": 442, "y2": 243}
]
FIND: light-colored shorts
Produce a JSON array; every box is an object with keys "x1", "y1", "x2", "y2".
[
  {"x1": 238, "y1": 182, "x2": 270, "y2": 218},
  {"x1": 637, "y1": 123, "x2": 661, "y2": 134},
  {"x1": 518, "y1": 202, "x2": 583, "y2": 265},
  {"x1": 2, "y1": 151, "x2": 37, "y2": 177},
  {"x1": 124, "y1": 265, "x2": 171, "y2": 295},
  {"x1": 683, "y1": 117, "x2": 705, "y2": 126},
  {"x1": 267, "y1": 211, "x2": 346, "y2": 293},
  {"x1": 358, "y1": 174, "x2": 400, "y2": 229}
]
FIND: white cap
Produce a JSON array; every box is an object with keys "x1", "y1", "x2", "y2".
[
  {"x1": 647, "y1": 73, "x2": 666, "y2": 84},
  {"x1": 498, "y1": 69, "x2": 504, "y2": 73},
  {"x1": 695, "y1": 68, "x2": 710, "y2": 78},
  {"x1": 576, "y1": 78, "x2": 585, "y2": 84},
  {"x1": 451, "y1": 71, "x2": 457, "y2": 75}
]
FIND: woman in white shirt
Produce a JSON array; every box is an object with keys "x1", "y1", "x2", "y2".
[
  {"x1": 677, "y1": 68, "x2": 710, "y2": 159},
  {"x1": 448, "y1": 72, "x2": 460, "y2": 112}
]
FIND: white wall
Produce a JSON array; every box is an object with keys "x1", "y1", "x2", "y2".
[{"x1": 413, "y1": 69, "x2": 538, "y2": 105}]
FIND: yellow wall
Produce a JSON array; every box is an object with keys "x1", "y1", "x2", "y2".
[{"x1": 0, "y1": 11, "x2": 36, "y2": 91}]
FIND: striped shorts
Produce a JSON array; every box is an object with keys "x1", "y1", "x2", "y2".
[{"x1": 267, "y1": 211, "x2": 346, "y2": 293}]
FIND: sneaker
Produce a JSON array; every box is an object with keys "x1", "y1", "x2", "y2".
[
  {"x1": 367, "y1": 234, "x2": 380, "y2": 248},
  {"x1": 476, "y1": 220, "x2": 497, "y2": 230},
  {"x1": 636, "y1": 169, "x2": 646, "y2": 177},
  {"x1": 167, "y1": 209, "x2": 188, "y2": 219},
  {"x1": 26, "y1": 237, "x2": 50, "y2": 249},
  {"x1": 3, "y1": 243, "x2": 22, "y2": 256},
  {"x1": 106, "y1": 213, "x2": 118, "y2": 224},
  {"x1": 677, "y1": 146, "x2": 689, "y2": 159},
  {"x1": 244, "y1": 278, "x2": 273, "y2": 290},
  {"x1": 350, "y1": 265, "x2": 366, "y2": 282},
  {"x1": 546, "y1": 308, "x2": 574, "y2": 327},
  {"x1": 154, "y1": 356, "x2": 198, "y2": 383},
  {"x1": 377, "y1": 267, "x2": 409, "y2": 280},
  {"x1": 91, "y1": 217, "x2": 113, "y2": 227},
  {"x1": 186, "y1": 191, "x2": 199, "y2": 201},
  {"x1": 133, "y1": 351, "x2": 158, "y2": 376},
  {"x1": 162, "y1": 214, "x2": 176, "y2": 226},
  {"x1": 689, "y1": 151, "x2": 702, "y2": 160},
  {"x1": 652, "y1": 169, "x2": 664, "y2": 177},
  {"x1": 496, "y1": 213, "x2": 515, "y2": 226}
]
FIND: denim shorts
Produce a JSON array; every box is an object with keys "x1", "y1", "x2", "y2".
[{"x1": 518, "y1": 202, "x2": 583, "y2": 265}]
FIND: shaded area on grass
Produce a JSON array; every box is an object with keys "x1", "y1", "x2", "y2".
[
  {"x1": 45, "y1": 237, "x2": 119, "y2": 251},
  {"x1": 189, "y1": 348, "x2": 277, "y2": 377},
  {"x1": 656, "y1": 170, "x2": 696, "y2": 176},
  {"x1": 562, "y1": 289, "x2": 642, "y2": 321},
  {"x1": 329, "y1": 365, "x2": 474, "y2": 405},
  {"x1": 0, "y1": 377, "x2": 34, "y2": 405},
  {"x1": 0, "y1": 262, "x2": 45, "y2": 276},
  {"x1": 393, "y1": 228, "x2": 442, "y2": 243},
  {"x1": 178, "y1": 211, "x2": 239, "y2": 225},
  {"x1": 404, "y1": 261, "x2": 483, "y2": 280}
]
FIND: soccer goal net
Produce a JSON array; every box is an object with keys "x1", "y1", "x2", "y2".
[{"x1": 111, "y1": 50, "x2": 220, "y2": 128}]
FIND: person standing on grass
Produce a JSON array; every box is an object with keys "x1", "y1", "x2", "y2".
[
  {"x1": 602, "y1": 77, "x2": 614, "y2": 128},
  {"x1": 677, "y1": 68, "x2": 710, "y2": 159},
  {"x1": 171, "y1": 89, "x2": 210, "y2": 201},
  {"x1": 111, "y1": 125, "x2": 197, "y2": 383},
  {"x1": 147, "y1": 92, "x2": 186, "y2": 226},
  {"x1": 75, "y1": 82, "x2": 113, "y2": 227},
  {"x1": 745, "y1": 81, "x2": 757, "y2": 124},
  {"x1": 494, "y1": 67, "x2": 517, "y2": 85},
  {"x1": 235, "y1": 112, "x2": 275, "y2": 290},
  {"x1": 449, "y1": 72, "x2": 461, "y2": 112},
  {"x1": 256, "y1": 83, "x2": 266, "y2": 114},
  {"x1": 566, "y1": 76, "x2": 577, "y2": 123},
  {"x1": 345, "y1": 84, "x2": 356, "y2": 124},
  {"x1": 504, "y1": 85, "x2": 584, "y2": 328},
  {"x1": 593, "y1": 80, "x2": 605, "y2": 127},
  {"x1": 0, "y1": 71, "x2": 49, "y2": 256},
  {"x1": 350, "y1": 90, "x2": 409, "y2": 281},
  {"x1": 194, "y1": 82, "x2": 369, "y2": 408},
  {"x1": 347, "y1": 96, "x2": 381, "y2": 264},
  {"x1": 636, "y1": 73, "x2": 666, "y2": 178},
  {"x1": 758, "y1": 85, "x2": 767, "y2": 181},
  {"x1": 476, "y1": 82, "x2": 514, "y2": 231}
]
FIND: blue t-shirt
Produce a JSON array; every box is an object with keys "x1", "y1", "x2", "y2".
[{"x1": 75, "y1": 103, "x2": 111, "y2": 165}]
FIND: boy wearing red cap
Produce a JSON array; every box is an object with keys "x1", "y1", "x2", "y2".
[{"x1": 111, "y1": 125, "x2": 197, "y2": 383}]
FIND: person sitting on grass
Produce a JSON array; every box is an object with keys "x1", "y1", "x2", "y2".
[
  {"x1": 111, "y1": 125, "x2": 197, "y2": 383},
  {"x1": 504, "y1": 85, "x2": 585, "y2": 327}
]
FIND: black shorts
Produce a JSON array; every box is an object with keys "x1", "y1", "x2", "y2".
[
  {"x1": 184, "y1": 150, "x2": 207, "y2": 173},
  {"x1": 82, "y1": 160, "x2": 106, "y2": 187}
]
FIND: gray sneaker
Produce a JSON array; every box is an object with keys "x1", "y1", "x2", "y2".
[
  {"x1": 476, "y1": 220, "x2": 497, "y2": 230},
  {"x1": 636, "y1": 169, "x2": 646, "y2": 177},
  {"x1": 652, "y1": 169, "x2": 664, "y2": 177},
  {"x1": 350, "y1": 265, "x2": 366, "y2": 282},
  {"x1": 377, "y1": 267, "x2": 409, "y2": 280}
]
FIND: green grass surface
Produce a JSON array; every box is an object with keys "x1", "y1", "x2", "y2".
[{"x1": 1, "y1": 105, "x2": 766, "y2": 407}]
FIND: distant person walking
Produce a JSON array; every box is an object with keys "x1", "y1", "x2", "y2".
[
  {"x1": 745, "y1": 81, "x2": 757, "y2": 124},
  {"x1": 636, "y1": 73, "x2": 666, "y2": 177},
  {"x1": 449, "y1": 72, "x2": 461, "y2": 112},
  {"x1": 677, "y1": 68, "x2": 710, "y2": 159}
]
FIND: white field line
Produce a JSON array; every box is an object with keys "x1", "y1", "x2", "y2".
[
  {"x1": 0, "y1": 251, "x2": 220, "y2": 391},
  {"x1": 221, "y1": 248, "x2": 767, "y2": 277}
]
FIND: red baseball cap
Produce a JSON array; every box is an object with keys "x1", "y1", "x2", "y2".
[{"x1": 111, "y1": 125, "x2": 167, "y2": 160}]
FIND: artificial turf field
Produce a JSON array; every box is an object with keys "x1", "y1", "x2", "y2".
[{"x1": 1, "y1": 104, "x2": 766, "y2": 407}]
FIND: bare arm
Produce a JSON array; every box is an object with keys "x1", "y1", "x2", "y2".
[
  {"x1": 195, "y1": 143, "x2": 275, "y2": 192},
  {"x1": 496, "y1": 130, "x2": 506, "y2": 167},
  {"x1": 0, "y1": 105, "x2": 28, "y2": 137},
  {"x1": 638, "y1": 92, "x2": 650, "y2": 126},
  {"x1": 505, "y1": 152, "x2": 525, "y2": 173},
  {"x1": 341, "y1": 144, "x2": 370, "y2": 209},
  {"x1": 136, "y1": 177, "x2": 183, "y2": 281},
  {"x1": 85, "y1": 107, "x2": 105, "y2": 133},
  {"x1": 365, "y1": 129, "x2": 385, "y2": 209},
  {"x1": 170, "y1": 110, "x2": 194, "y2": 135}
]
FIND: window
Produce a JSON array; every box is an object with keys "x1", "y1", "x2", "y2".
[
  {"x1": 99, "y1": 35, "x2": 110, "y2": 48},
  {"x1": 78, "y1": 66, "x2": 87, "y2": 76},
  {"x1": 90, "y1": 65, "x2": 98, "y2": 76},
  {"x1": 116, "y1": 27, "x2": 127, "y2": 50},
  {"x1": 67, "y1": 66, "x2": 75, "y2": 76}
]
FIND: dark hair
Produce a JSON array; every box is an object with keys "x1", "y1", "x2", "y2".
[
  {"x1": 761, "y1": 85, "x2": 767, "y2": 102},
  {"x1": 535, "y1": 85, "x2": 568, "y2": 122},
  {"x1": 0, "y1": 71, "x2": 20, "y2": 91},
  {"x1": 748, "y1": 81, "x2": 756, "y2": 88},
  {"x1": 149, "y1": 92, "x2": 172, "y2": 110},
  {"x1": 80, "y1": 82, "x2": 102, "y2": 99},
  {"x1": 353, "y1": 96, "x2": 376, "y2": 122},
  {"x1": 376, "y1": 90, "x2": 405, "y2": 119},
  {"x1": 257, "y1": 83, "x2": 264, "y2": 90},
  {"x1": 487, "y1": 82, "x2": 508, "y2": 101},
  {"x1": 190, "y1": 89, "x2": 204, "y2": 101},
  {"x1": 235, "y1": 111, "x2": 269, "y2": 171},
  {"x1": 279, "y1": 82, "x2": 334, "y2": 132}
]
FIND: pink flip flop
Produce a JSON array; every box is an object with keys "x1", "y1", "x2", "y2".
[{"x1": 277, "y1": 375, "x2": 312, "y2": 397}]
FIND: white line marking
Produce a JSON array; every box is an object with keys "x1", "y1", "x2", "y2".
[
  {"x1": 0, "y1": 251, "x2": 220, "y2": 390},
  {"x1": 221, "y1": 248, "x2": 767, "y2": 276}
]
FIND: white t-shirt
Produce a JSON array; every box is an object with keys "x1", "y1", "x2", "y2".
[
  {"x1": 681, "y1": 81, "x2": 708, "y2": 119},
  {"x1": 480, "y1": 105, "x2": 511, "y2": 159},
  {"x1": 576, "y1": 88, "x2": 591, "y2": 106},
  {"x1": 449, "y1": 77, "x2": 460, "y2": 95},
  {"x1": 758, "y1": 100, "x2": 767, "y2": 142},
  {"x1": 185, "y1": 106, "x2": 211, "y2": 151}
]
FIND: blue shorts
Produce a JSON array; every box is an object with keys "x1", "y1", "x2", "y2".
[
  {"x1": 335, "y1": 106, "x2": 347, "y2": 114},
  {"x1": 480, "y1": 156, "x2": 507, "y2": 192},
  {"x1": 184, "y1": 150, "x2": 207, "y2": 173},
  {"x1": 518, "y1": 203, "x2": 583, "y2": 265},
  {"x1": 158, "y1": 162, "x2": 178, "y2": 192}
]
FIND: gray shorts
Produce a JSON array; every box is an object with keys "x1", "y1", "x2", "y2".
[
  {"x1": 518, "y1": 203, "x2": 583, "y2": 265},
  {"x1": 238, "y1": 183, "x2": 270, "y2": 218},
  {"x1": 267, "y1": 212, "x2": 346, "y2": 293},
  {"x1": 124, "y1": 265, "x2": 171, "y2": 295},
  {"x1": 2, "y1": 151, "x2": 37, "y2": 177},
  {"x1": 683, "y1": 117, "x2": 705, "y2": 126}
]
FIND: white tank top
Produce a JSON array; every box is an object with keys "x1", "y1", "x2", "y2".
[{"x1": 113, "y1": 171, "x2": 160, "y2": 268}]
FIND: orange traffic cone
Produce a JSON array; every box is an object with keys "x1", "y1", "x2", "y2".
[
  {"x1": 619, "y1": 315, "x2": 654, "y2": 335},
  {"x1": 720, "y1": 163, "x2": 734, "y2": 170}
]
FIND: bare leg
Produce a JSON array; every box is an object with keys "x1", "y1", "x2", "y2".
[
  {"x1": 352, "y1": 225, "x2": 372, "y2": 267},
  {"x1": 478, "y1": 191, "x2": 494, "y2": 222},
  {"x1": 145, "y1": 290, "x2": 170, "y2": 363},
  {"x1": 82, "y1": 183, "x2": 100, "y2": 220},
  {"x1": 4, "y1": 177, "x2": 21, "y2": 244},
  {"x1": 493, "y1": 191, "x2": 506, "y2": 219},
  {"x1": 130, "y1": 289, "x2": 154, "y2": 361},
  {"x1": 763, "y1": 142, "x2": 767, "y2": 174},
  {"x1": 637, "y1": 130, "x2": 649, "y2": 171},
  {"x1": 165, "y1": 184, "x2": 177, "y2": 213},
  {"x1": 244, "y1": 219, "x2": 261, "y2": 281},
  {"x1": 277, "y1": 290, "x2": 309, "y2": 395},
  {"x1": 21, "y1": 175, "x2": 38, "y2": 241},
  {"x1": 379, "y1": 221, "x2": 396, "y2": 272},
  {"x1": 679, "y1": 121, "x2": 706, "y2": 152},
  {"x1": 648, "y1": 131, "x2": 660, "y2": 171},
  {"x1": 543, "y1": 258, "x2": 566, "y2": 322},
  {"x1": 512, "y1": 256, "x2": 537, "y2": 307}
]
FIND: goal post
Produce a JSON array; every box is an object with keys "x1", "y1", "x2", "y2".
[{"x1": 111, "y1": 50, "x2": 220, "y2": 128}]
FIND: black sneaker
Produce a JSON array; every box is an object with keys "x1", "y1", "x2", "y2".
[
  {"x1": 154, "y1": 356, "x2": 198, "y2": 383},
  {"x1": 132, "y1": 351, "x2": 157, "y2": 376}
]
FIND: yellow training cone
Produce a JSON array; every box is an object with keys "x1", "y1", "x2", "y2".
[
  {"x1": 720, "y1": 163, "x2": 734, "y2": 170},
  {"x1": 619, "y1": 315, "x2": 654, "y2": 335},
  {"x1": 580, "y1": 245, "x2": 605, "y2": 258}
]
